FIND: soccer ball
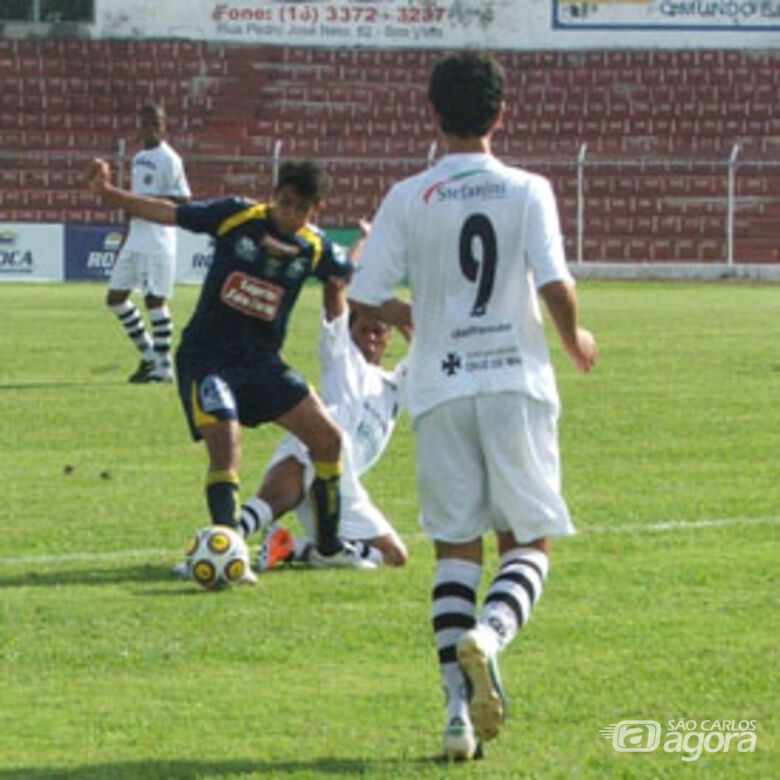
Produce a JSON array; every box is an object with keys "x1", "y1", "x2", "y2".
[{"x1": 185, "y1": 525, "x2": 252, "y2": 590}]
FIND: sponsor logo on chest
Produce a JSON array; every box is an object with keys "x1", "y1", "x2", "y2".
[{"x1": 220, "y1": 271, "x2": 283, "y2": 321}]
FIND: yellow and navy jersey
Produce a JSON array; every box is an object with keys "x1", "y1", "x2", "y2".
[{"x1": 176, "y1": 197, "x2": 352, "y2": 361}]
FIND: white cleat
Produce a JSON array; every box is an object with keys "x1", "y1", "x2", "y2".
[
  {"x1": 443, "y1": 716, "x2": 481, "y2": 761},
  {"x1": 309, "y1": 541, "x2": 376, "y2": 569},
  {"x1": 457, "y1": 628, "x2": 507, "y2": 742}
]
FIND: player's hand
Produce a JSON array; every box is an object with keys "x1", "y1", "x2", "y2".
[
  {"x1": 358, "y1": 218, "x2": 372, "y2": 238},
  {"x1": 397, "y1": 322, "x2": 413, "y2": 342},
  {"x1": 569, "y1": 328, "x2": 598, "y2": 373},
  {"x1": 85, "y1": 158, "x2": 110, "y2": 195}
]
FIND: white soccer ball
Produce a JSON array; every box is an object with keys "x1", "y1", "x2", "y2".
[{"x1": 185, "y1": 525, "x2": 251, "y2": 590}]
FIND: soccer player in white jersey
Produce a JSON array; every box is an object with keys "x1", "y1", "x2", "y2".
[
  {"x1": 106, "y1": 103, "x2": 191, "y2": 383},
  {"x1": 348, "y1": 52, "x2": 598, "y2": 760},
  {"x1": 237, "y1": 222, "x2": 410, "y2": 570}
]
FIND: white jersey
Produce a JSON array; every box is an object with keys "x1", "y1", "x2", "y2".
[
  {"x1": 349, "y1": 152, "x2": 573, "y2": 421},
  {"x1": 319, "y1": 309, "x2": 407, "y2": 476},
  {"x1": 122, "y1": 141, "x2": 190, "y2": 255}
]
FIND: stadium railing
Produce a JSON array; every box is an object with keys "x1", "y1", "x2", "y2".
[{"x1": 1, "y1": 142, "x2": 779, "y2": 274}]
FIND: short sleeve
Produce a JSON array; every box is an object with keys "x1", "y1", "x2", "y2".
[
  {"x1": 318, "y1": 308, "x2": 351, "y2": 368},
  {"x1": 168, "y1": 153, "x2": 192, "y2": 199},
  {"x1": 348, "y1": 184, "x2": 408, "y2": 306},
  {"x1": 176, "y1": 197, "x2": 249, "y2": 236},
  {"x1": 524, "y1": 177, "x2": 573, "y2": 289}
]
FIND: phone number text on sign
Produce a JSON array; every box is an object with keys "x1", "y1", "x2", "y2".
[{"x1": 213, "y1": 3, "x2": 448, "y2": 25}]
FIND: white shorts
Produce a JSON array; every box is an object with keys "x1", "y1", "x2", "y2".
[
  {"x1": 413, "y1": 392, "x2": 574, "y2": 544},
  {"x1": 109, "y1": 247, "x2": 175, "y2": 299},
  {"x1": 266, "y1": 433, "x2": 396, "y2": 542}
]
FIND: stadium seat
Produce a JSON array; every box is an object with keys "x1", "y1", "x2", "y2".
[{"x1": 2, "y1": 40, "x2": 780, "y2": 263}]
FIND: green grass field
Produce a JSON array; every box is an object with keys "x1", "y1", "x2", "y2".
[{"x1": 0, "y1": 280, "x2": 776, "y2": 779}]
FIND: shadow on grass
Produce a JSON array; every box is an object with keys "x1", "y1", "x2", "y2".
[
  {"x1": 0, "y1": 755, "x2": 446, "y2": 778},
  {"x1": 0, "y1": 381, "x2": 126, "y2": 391},
  {"x1": 0, "y1": 565, "x2": 192, "y2": 590},
  {"x1": 0, "y1": 561, "x2": 368, "y2": 591}
]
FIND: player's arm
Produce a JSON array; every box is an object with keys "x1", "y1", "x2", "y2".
[
  {"x1": 323, "y1": 219, "x2": 372, "y2": 323},
  {"x1": 349, "y1": 298, "x2": 413, "y2": 342},
  {"x1": 538, "y1": 280, "x2": 597, "y2": 373},
  {"x1": 85, "y1": 158, "x2": 177, "y2": 225}
]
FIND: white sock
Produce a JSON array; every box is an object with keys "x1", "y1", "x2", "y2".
[
  {"x1": 294, "y1": 537, "x2": 313, "y2": 562},
  {"x1": 238, "y1": 496, "x2": 274, "y2": 538}
]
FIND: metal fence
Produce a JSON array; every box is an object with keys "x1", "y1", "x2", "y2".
[{"x1": 2, "y1": 142, "x2": 779, "y2": 270}]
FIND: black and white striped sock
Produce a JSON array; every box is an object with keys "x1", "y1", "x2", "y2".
[
  {"x1": 432, "y1": 558, "x2": 482, "y2": 721},
  {"x1": 238, "y1": 496, "x2": 274, "y2": 538},
  {"x1": 479, "y1": 547, "x2": 549, "y2": 652},
  {"x1": 110, "y1": 300, "x2": 154, "y2": 360},
  {"x1": 148, "y1": 305, "x2": 173, "y2": 368}
]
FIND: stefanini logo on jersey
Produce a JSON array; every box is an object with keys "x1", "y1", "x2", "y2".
[
  {"x1": 423, "y1": 169, "x2": 507, "y2": 204},
  {"x1": 220, "y1": 271, "x2": 283, "y2": 321}
]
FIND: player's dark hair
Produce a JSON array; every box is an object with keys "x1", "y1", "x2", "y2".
[
  {"x1": 141, "y1": 102, "x2": 165, "y2": 120},
  {"x1": 276, "y1": 160, "x2": 329, "y2": 205},
  {"x1": 428, "y1": 51, "x2": 506, "y2": 138}
]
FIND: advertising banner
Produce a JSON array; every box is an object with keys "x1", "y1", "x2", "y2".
[
  {"x1": 64, "y1": 224, "x2": 125, "y2": 282},
  {"x1": 554, "y1": 0, "x2": 780, "y2": 31},
  {"x1": 176, "y1": 231, "x2": 214, "y2": 285},
  {"x1": 95, "y1": 0, "x2": 780, "y2": 48},
  {"x1": 0, "y1": 224, "x2": 64, "y2": 282}
]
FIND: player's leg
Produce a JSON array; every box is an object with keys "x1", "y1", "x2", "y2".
[
  {"x1": 199, "y1": 419, "x2": 242, "y2": 527},
  {"x1": 248, "y1": 455, "x2": 305, "y2": 569},
  {"x1": 338, "y1": 473, "x2": 408, "y2": 567},
  {"x1": 275, "y1": 392, "x2": 345, "y2": 557},
  {"x1": 143, "y1": 251, "x2": 176, "y2": 382},
  {"x1": 416, "y1": 398, "x2": 489, "y2": 760},
  {"x1": 458, "y1": 393, "x2": 572, "y2": 743},
  {"x1": 349, "y1": 533, "x2": 407, "y2": 567},
  {"x1": 106, "y1": 250, "x2": 156, "y2": 381},
  {"x1": 179, "y1": 369, "x2": 245, "y2": 528}
]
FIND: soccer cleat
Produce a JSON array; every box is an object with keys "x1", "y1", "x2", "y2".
[
  {"x1": 309, "y1": 541, "x2": 377, "y2": 570},
  {"x1": 150, "y1": 362, "x2": 175, "y2": 384},
  {"x1": 171, "y1": 561, "x2": 190, "y2": 579},
  {"x1": 443, "y1": 716, "x2": 481, "y2": 761},
  {"x1": 457, "y1": 628, "x2": 507, "y2": 742},
  {"x1": 257, "y1": 525, "x2": 295, "y2": 571},
  {"x1": 128, "y1": 359, "x2": 156, "y2": 384}
]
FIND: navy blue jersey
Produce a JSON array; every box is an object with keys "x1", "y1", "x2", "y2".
[{"x1": 176, "y1": 197, "x2": 352, "y2": 362}]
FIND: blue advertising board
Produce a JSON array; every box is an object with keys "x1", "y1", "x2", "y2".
[{"x1": 65, "y1": 223, "x2": 125, "y2": 281}]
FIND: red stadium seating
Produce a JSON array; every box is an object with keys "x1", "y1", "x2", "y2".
[{"x1": 1, "y1": 41, "x2": 779, "y2": 262}]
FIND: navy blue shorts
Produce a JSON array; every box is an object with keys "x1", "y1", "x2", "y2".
[{"x1": 176, "y1": 351, "x2": 310, "y2": 441}]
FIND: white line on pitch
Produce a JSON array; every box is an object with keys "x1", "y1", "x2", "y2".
[
  {"x1": 0, "y1": 548, "x2": 179, "y2": 567},
  {"x1": 0, "y1": 515, "x2": 777, "y2": 567},
  {"x1": 580, "y1": 515, "x2": 780, "y2": 534}
]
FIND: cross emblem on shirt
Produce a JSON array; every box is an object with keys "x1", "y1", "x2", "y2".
[{"x1": 441, "y1": 352, "x2": 462, "y2": 376}]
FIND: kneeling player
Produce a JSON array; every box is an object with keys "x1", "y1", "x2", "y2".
[{"x1": 237, "y1": 224, "x2": 409, "y2": 569}]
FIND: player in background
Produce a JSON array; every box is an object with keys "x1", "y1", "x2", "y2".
[
  {"x1": 87, "y1": 158, "x2": 371, "y2": 569},
  {"x1": 107, "y1": 103, "x2": 191, "y2": 384},
  {"x1": 236, "y1": 221, "x2": 409, "y2": 571},
  {"x1": 348, "y1": 51, "x2": 597, "y2": 759}
]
